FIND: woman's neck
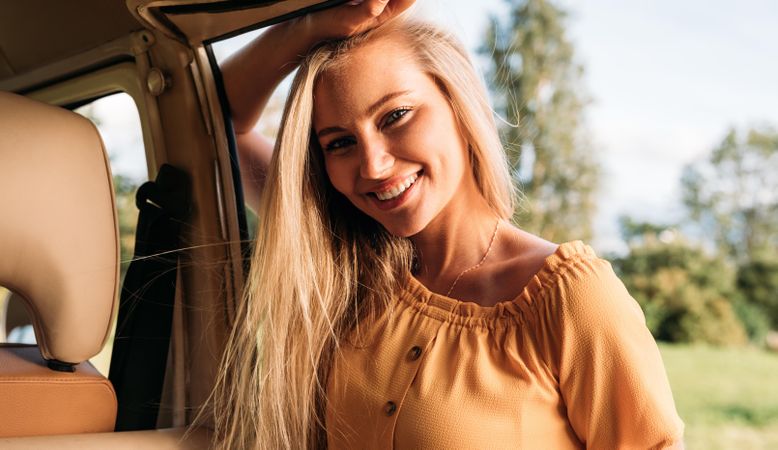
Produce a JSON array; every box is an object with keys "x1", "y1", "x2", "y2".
[{"x1": 410, "y1": 190, "x2": 499, "y2": 291}]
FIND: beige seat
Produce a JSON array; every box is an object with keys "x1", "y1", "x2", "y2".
[{"x1": 0, "y1": 91, "x2": 119, "y2": 437}]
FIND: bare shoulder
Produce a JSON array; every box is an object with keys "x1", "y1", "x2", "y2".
[
  {"x1": 499, "y1": 225, "x2": 559, "y2": 274},
  {"x1": 479, "y1": 225, "x2": 559, "y2": 303}
]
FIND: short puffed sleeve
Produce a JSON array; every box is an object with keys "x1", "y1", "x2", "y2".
[{"x1": 541, "y1": 249, "x2": 685, "y2": 449}]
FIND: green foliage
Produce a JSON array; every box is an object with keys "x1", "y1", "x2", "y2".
[
  {"x1": 619, "y1": 216, "x2": 674, "y2": 244},
  {"x1": 730, "y1": 296, "x2": 771, "y2": 346},
  {"x1": 113, "y1": 174, "x2": 140, "y2": 283},
  {"x1": 682, "y1": 126, "x2": 778, "y2": 264},
  {"x1": 483, "y1": 0, "x2": 599, "y2": 242},
  {"x1": 613, "y1": 231, "x2": 747, "y2": 346},
  {"x1": 737, "y1": 255, "x2": 778, "y2": 329},
  {"x1": 245, "y1": 205, "x2": 259, "y2": 240},
  {"x1": 617, "y1": 126, "x2": 778, "y2": 345},
  {"x1": 677, "y1": 125, "x2": 778, "y2": 342}
]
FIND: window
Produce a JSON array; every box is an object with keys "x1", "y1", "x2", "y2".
[{"x1": 212, "y1": 29, "x2": 294, "y2": 240}]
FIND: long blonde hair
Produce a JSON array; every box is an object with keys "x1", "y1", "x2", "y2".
[{"x1": 211, "y1": 17, "x2": 515, "y2": 449}]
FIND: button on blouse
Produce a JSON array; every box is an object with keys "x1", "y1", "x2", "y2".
[{"x1": 325, "y1": 241, "x2": 684, "y2": 449}]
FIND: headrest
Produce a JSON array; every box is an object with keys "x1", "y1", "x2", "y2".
[{"x1": 0, "y1": 91, "x2": 119, "y2": 364}]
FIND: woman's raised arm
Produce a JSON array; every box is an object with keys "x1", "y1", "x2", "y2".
[{"x1": 221, "y1": 0, "x2": 415, "y2": 212}]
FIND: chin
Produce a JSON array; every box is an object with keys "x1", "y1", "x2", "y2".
[
  {"x1": 377, "y1": 218, "x2": 428, "y2": 239},
  {"x1": 385, "y1": 227, "x2": 419, "y2": 239}
]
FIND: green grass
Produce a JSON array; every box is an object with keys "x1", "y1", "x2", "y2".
[{"x1": 659, "y1": 343, "x2": 778, "y2": 450}]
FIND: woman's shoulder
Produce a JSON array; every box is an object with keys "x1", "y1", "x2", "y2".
[
  {"x1": 518, "y1": 239, "x2": 642, "y2": 329},
  {"x1": 496, "y1": 228, "x2": 622, "y2": 307},
  {"x1": 494, "y1": 229, "x2": 600, "y2": 297}
]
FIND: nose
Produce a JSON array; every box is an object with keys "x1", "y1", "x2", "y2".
[{"x1": 359, "y1": 137, "x2": 394, "y2": 180}]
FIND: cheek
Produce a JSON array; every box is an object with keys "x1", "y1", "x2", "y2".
[
  {"x1": 411, "y1": 117, "x2": 468, "y2": 176},
  {"x1": 323, "y1": 157, "x2": 352, "y2": 196}
]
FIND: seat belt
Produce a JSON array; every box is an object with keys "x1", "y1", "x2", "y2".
[{"x1": 109, "y1": 164, "x2": 191, "y2": 431}]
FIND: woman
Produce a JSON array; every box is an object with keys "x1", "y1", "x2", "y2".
[{"x1": 214, "y1": 1, "x2": 685, "y2": 448}]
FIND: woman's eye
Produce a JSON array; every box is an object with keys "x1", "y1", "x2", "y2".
[
  {"x1": 325, "y1": 136, "x2": 356, "y2": 152},
  {"x1": 384, "y1": 108, "x2": 411, "y2": 127}
]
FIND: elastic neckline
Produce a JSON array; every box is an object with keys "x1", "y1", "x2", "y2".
[{"x1": 399, "y1": 240, "x2": 595, "y2": 322}]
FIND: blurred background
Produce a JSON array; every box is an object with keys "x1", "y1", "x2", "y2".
[{"x1": 4, "y1": 0, "x2": 770, "y2": 448}]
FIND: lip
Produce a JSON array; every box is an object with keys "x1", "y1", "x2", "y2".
[
  {"x1": 365, "y1": 171, "x2": 421, "y2": 196},
  {"x1": 367, "y1": 171, "x2": 422, "y2": 211}
]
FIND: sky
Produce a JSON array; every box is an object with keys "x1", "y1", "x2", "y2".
[
  {"x1": 96, "y1": 0, "x2": 778, "y2": 255},
  {"x1": 558, "y1": 0, "x2": 778, "y2": 253},
  {"x1": 419, "y1": 0, "x2": 778, "y2": 253}
]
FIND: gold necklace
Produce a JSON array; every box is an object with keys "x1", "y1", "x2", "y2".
[{"x1": 445, "y1": 218, "x2": 501, "y2": 298}]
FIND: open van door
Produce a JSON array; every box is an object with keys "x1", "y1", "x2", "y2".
[{"x1": 0, "y1": 1, "x2": 343, "y2": 447}]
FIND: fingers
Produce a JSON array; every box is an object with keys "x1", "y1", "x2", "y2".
[
  {"x1": 359, "y1": 0, "x2": 391, "y2": 19},
  {"x1": 311, "y1": 0, "x2": 415, "y2": 40},
  {"x1": 375, "y1": 0, "x2": 416, "y2": 24},
  {"x1": 345, "y1": 0, "x2": 414, "y2": 21},
  {"x1": 352, "y1": 0, "x2": 416, "y2": 26},
  {"x1": 384, "y1": 0, "x2": 415, "y2": 16}
]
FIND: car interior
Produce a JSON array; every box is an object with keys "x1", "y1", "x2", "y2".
[{"x1": 0, "y1": 0, "x2": 346, "y2": 447}]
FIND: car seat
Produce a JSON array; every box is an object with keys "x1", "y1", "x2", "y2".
[{"x1": 0, "y1": 91, "x2": 119, "y2": 437}]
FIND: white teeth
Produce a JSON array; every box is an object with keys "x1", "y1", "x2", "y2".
[{"x1": 375, "y1": 173, "x2": 418, "y2": 201}]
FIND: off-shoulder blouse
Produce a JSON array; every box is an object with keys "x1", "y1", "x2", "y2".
[{"x1": 325, "y1": 241, "x2": 685, "y2": 449}]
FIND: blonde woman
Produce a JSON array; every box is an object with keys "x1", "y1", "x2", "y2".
[{"x1": 215, "y1": 0, "x2": 685, "y2": 448}]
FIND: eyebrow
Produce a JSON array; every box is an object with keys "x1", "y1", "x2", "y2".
[{"x1": 316, "y1": 90, "x2": 412, "y2": 139}]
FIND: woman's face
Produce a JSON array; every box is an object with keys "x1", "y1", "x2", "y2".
[{"x1": 313, "y1": 37, "x2": 472, "y2": 237}]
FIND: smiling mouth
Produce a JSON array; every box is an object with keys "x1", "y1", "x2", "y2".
[{"x1": 370, "y1": 172, "x2": 420, "y2": 201}]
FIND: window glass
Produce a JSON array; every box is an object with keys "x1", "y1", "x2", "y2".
[{"x1": 213, "y1": 29, "x2": 293, "y2": 240}]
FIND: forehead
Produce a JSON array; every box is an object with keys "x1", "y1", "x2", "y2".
[{"x1": 313, "y1": 38, "x2": 434, "y2": 124}]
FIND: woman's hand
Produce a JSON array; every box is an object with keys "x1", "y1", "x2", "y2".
[{"x1": 299, "y1": 0, "x2": 417, "y2": 43}]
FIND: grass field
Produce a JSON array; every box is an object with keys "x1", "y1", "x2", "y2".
[{"x1": 659, "y1": 343, "x2": 778, "y2": 450}]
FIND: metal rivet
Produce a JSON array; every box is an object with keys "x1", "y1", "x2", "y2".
[
  {"x1": 408, "y1": 345, "x2": 422, "y2": 361},
  {"x1": 146, "y1": 68, "x2": 170, "y2": 96},
  {"x1": 384, "y1": 401, "x2": 397, "y2": 416}
]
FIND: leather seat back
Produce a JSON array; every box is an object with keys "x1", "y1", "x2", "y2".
[{"x1": 0, "y1": 91, "x2": 119, "y2": 437}]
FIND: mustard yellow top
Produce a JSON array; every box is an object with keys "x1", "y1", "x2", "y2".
[{"x1": 325, "y1": 241, "x2": 684, "y2": 449}]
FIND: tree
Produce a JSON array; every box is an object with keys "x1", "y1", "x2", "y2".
[
  {"x1": 613, "y1": 220, "x2": 752, "y2": 346},
  {"x1": 113, "y1": 174, "x2": 140, "y2": 284},
  {"x1": 682, "y1": 126, "x2": 778, "y2": 264},
  {"x1": 737, "y1": 255, "x2": 778, "y2": 330},
  {"x1": 483, "y1": 0, "x2": 599, "y2": 242}
]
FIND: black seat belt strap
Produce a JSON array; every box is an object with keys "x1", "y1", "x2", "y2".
[{"x1": 109, "y1": 164, "x2": 190, "y2": 431}]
